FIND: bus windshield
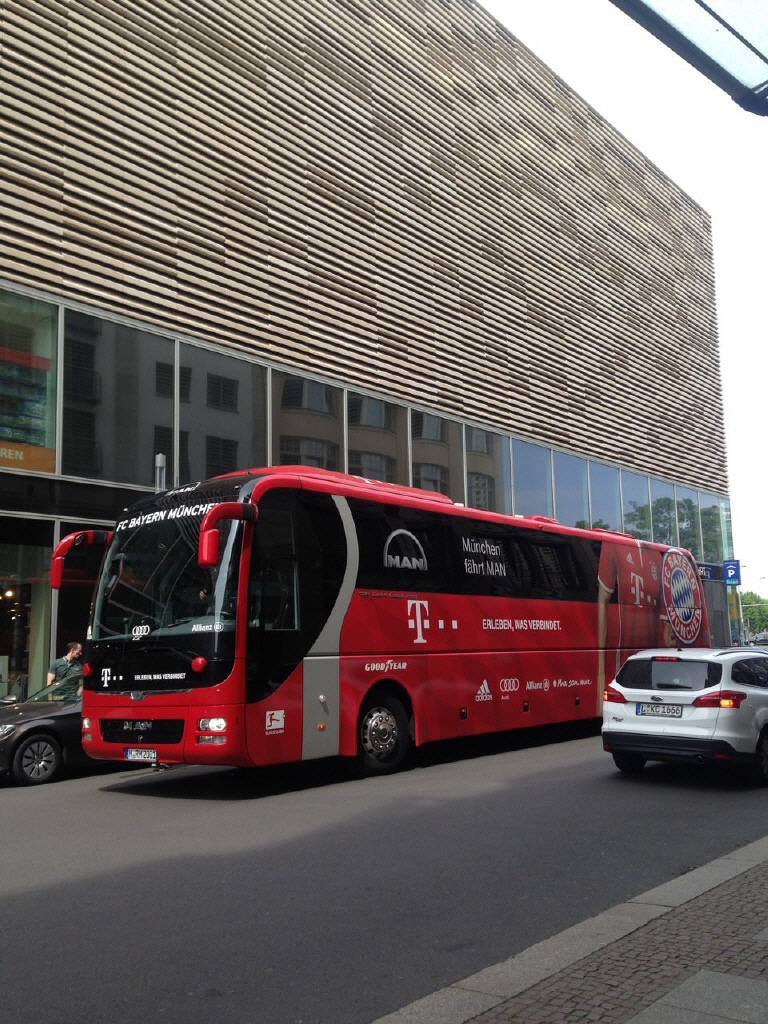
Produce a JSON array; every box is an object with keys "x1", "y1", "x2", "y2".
[{"x1": 91, "y1": 514, "x2": 242, "y2": 642}]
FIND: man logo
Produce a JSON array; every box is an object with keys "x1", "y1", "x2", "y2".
[{"x1": 383, "y1": 529, "x2": 428, "y2": 572}]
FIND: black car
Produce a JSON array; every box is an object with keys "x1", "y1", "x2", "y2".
[{"x1": 0, "y1": 674, "x2": 89, "y2": 785}]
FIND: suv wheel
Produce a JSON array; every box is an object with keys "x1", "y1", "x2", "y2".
[{"x1": 755, "y1": 732, "x2": 768, "y2": 785}]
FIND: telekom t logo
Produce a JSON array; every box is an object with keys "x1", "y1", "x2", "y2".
[
  {"x1": 101, "y1": 667, "x2": 112, "y2": 688},
  {"x1": 407, "y1": 599, "x2": 459, "y2": 644},
  {"x1": 408, "y1": 599, "x2": 430, "y2": 644}
]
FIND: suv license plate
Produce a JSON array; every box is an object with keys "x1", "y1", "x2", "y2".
[
  {"x1": 125, "y1": 748, "x2": 158, "y2": 762},
  {"x1": 636, "y1": 703, "x2": 682, "y2": 718}
]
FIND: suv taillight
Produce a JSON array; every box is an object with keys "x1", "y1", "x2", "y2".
[
  {"x1": 603, "y1": 684, "x2": 627, "y2": 704},
  {"x1": 692, "y1": 690, "x2": 747, "y2": 709}
]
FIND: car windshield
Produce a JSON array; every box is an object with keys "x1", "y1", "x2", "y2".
[
  {"x1": 28, "y1": 676, "x2": 83, "y2": 702},
  {"x1": 617, "y1": 658, "x2": 722, "y2": 691}
]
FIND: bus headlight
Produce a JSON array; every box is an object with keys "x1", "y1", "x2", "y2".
[{"x1": 198, "y1": 717, "x2": 227, "y2": 732}]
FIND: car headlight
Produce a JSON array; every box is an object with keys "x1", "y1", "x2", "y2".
[{"x1": 0, "y1": 724, "x2": 17, "y2": 740}]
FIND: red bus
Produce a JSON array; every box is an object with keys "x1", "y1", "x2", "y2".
[{"x1": 51, "y1": 466, "x2": 711, "y2": 775}]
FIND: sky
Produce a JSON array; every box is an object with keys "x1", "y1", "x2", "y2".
[{"x1": 480, "y1": 0, "x2": 768, "y2": 599}]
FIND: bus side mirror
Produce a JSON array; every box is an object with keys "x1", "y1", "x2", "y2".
[
  {"x1": 198, "y1": 501, "x2": 257, "y2": 567},
  {"x1": 51, "y1": 557, "x2": 64, "y2": 590},
  {"x1": 200, "y1": 529, "x2": 220, "y2": 567}
]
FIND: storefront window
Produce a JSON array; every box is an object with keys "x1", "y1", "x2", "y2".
[
  {"x1": 621, "y1": 470, "x2": 651, "y2": 540},
  {"x1": 63, "y1": 312, "x2": 174, "y2": 485},
  {"x1": 513, "y1": 439, "x2": 553, "y2": 517},
  {"x1": 650, "y1": 478, "x2": 678, "y2": 546},
  {"x1": 589, "y1": 462, "x2": 621, "y2": 531},
  {"x1": 465, "y1": 428, "x2": 511, "y2": 514},
  {"x1": 411, "y1": 412, "x2": 464, "y2": 501},
  {"x1": 553, "y1": 451, "x2": 589, "y2": 527},
  {"x1": 273, "y1": 372, "x2": 342, "y2": 470},
  {"x1": 348, "y1": 392, "x2": 408, "y2": 485},
  {"x1": 179, "y1": 346, "x2": 266, "y2": 484},
  {"x1": 677, "y1": 484, "x2": 703, "y2": 559},
  {"x1": 0, "y1": 289, "x2": 58, "y2": 474},
  {"x1": 0, "y1": 517, "x2": 55, "y2": 699}
]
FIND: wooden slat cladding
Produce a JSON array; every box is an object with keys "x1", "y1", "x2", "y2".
[{"x1": 0, "y1": 0, "x2": 726, "y2": 492}]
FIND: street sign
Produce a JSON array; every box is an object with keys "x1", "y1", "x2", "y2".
[{"x1": 724, "y1": 559, "x2": 741, "y2": 586}]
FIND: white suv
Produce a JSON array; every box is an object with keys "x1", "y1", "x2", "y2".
[{"x1": 602, "y1": 648, "x2": 768, "y2": 779}]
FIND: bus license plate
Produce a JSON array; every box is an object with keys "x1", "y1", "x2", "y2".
[
  {"x1": 125, "y1": 748, "x2": 158, "y2": 762},
  {"x1": 636, "y1": 703, "x2": 682, "y2": 718}
]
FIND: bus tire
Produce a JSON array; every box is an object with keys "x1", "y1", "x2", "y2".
[{"x1": 358, "y1": 694, "x2": 411, "y2": 776}]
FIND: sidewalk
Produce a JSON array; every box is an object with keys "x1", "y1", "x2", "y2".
[{"x1": 373, "y1": 836, "x2": 768, "y2": 1024}]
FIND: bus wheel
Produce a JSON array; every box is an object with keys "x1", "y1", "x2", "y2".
[{"x1": 358, "y1": 695, "x2": 411, "y2": 775}]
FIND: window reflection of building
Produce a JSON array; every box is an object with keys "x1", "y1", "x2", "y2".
[
  {"x1": 273, "y1": 372, "x2": 342, "y2": 469},
  {"x1": 0, "y1": 289, "x2": 58, "y2": 474},
  {"x1": 411, "y1": 412, "x2": 463, "y2": 501},
  {"x1": 622, "y1": 469, "x2": 652, "y2": 541},
  {"x1": 465, "y1": 426, "x2": 511, "y2": 513},
  {"x1": 347, "y1": 391, "x2": 408, "y2": 485},
  {"x1": 513, "y1": 439, "x2": 553, "y2": 517},
  {"x1": 206, "y1": 436, "x2": 239, "y2": 478},
  {"x1": 553, "y1": 451, "x2": 589, "y2": 528},
  {"x1": 590, "y1": 462, "x2": 621, "y2": 531},
  {"x1": 650, "y1": 478, "x2": 677, "y2": 546},
  {"x1": 413, "y1": 463, "x2": 448, "y2": 493},
  {"x1": 280, "y1": 437, "x2": 339, "y2": 470}
]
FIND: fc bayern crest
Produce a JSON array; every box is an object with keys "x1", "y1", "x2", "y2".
[{"x1": 661, "y1": 549, "x2": 703, "y2": 645}]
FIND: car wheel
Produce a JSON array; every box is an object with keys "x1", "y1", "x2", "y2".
[
  {"x1": 358, "y1": 694, "x2": 411, "y2": 776},
  {"x1": 11, "y1": 734, "x2": 63, "y2": 786},
  {"x1": 754, "y1": 731, "x2": 768, "y2": 785},
  {"x1": 612, "y1": 752, "x2": 645, "y2": 774}
]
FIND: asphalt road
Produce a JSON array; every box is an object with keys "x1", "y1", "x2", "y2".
[{"x1": 3, "y1": 726, "x2": 768, "y2": 1024}]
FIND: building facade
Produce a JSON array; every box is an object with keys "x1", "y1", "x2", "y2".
[{"x1": 0, "y1": 0, "x2": 732, "y2": 695}]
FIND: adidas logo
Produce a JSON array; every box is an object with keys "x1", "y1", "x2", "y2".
[{"x1": 475, "y1": 680, "x2": 493, "y2": 702}]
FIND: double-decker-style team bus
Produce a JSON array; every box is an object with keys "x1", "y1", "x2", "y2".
[{"x1": 52, "y1": 466, "x2": 710, "y2": 775}]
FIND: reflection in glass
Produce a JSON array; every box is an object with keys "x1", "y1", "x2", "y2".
[
  {"x1": 465, "y1": 428, "x2": 511, "y2": 514},
  {"x1": 273, "y1": 372, "x2": 342, "y2": 469},
  {"x1": 699, "y1": 492, "x2": 724, "y2": 563},
  {"x1": 63, "y1": 313, "x2": 174, "y2": 486},
  {"x1": 677, "y1": 484, "x2": 703, "y2": 559},
  {"x1": 621, "y1": 470, "x2": 651, "y2": 540},
  {"x1": 589, "y1": 462, "x2": 621, "y2": 531},
  {"x1": 650, "y1": 478, "x2": 677, "y2": 546},
  {"x1": 513, "y1": 439, "x2": 553, "y2": 517},
  {"x1": 180, "y1": 346, "x2": 266, "y2": 485},
  {"x1": 553, "y1": 451, "x2": 589, "y2": 527},
  {"x1": 348, "y1": 392, "x2": 408, "y2": 484},
  {"x1": 411, "y1": 412, "x2": 463, "y2": 501},
  {"x1": 0, "y1": 289, "x2": 58, "y2": 474}
]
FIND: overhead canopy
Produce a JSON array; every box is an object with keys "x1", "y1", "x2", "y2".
[{"x1": 609, "y1": 0, "x2": 768, "y2": 115}]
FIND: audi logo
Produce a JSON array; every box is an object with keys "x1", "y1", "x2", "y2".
[
  {"x1": 132, "y1": 624, "x2": 151, "y2": 637},
  {"x1": 499, "y1": 678, "x2": 520, "y2": 693}
]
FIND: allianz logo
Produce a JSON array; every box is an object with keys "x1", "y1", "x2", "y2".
[{"x1": 475, "y1": 680, "x2": 493, "y2": 702}]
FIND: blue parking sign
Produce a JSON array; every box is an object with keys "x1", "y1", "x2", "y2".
[{"x1": 723, "y1": 560, "x2": 741, "y2": 586}]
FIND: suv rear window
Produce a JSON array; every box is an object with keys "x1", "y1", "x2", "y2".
[{"x1": 617, "y1": 658, "x2": 722, "y2": 691}]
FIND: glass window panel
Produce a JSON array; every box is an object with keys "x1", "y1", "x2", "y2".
[
  {"x1": 181, "y1": 346, "x2": 266, "y2": 484},
  {"x1": 699, "y1": 492, "x2": 725, "y2": 564},
  {"x1": 63, "y1": 312, "x2": 174, "y2": 486},
  {"x1": 512, "y1": 439, "x2": 553, "y2": 517},
  {"x1": 347, "y1": 391, "x2": 408, "y2": 485},
  {"x1": 553, "y1": 451, "x2": 589, "y2": 527},
  {"x1": 721, "y1": 499, "x2": 734, "y2": 560},
  {"x1": 621, "y1": 470, "x2": 651, "y2": 540},
  {"x1": 411, "y1": 412, "x2": 463, "y2": 501},
  {"x1": 280, "y1": 436, "x2": 339, "y2": 469},
  {"x1": 677, "y1": 484, "x2": 703, "y2": 559},
  {"x1": 465, "y1": 427, "x2": 511, "y2": 514},
  {"x1": 589, "y1": 462, "x2": 621, "y2": 531},
  {"x1": 413, "y1": 463, "x2": 448, "y2": 493},
  {"x1": 650, "y1": 478, "x2": 678, "y2": 546},
  {"x1": 273, "y1": 371, "x2": 342, "y2": 469},
  {"x1": 0, "y1": 289, "x2": 58, "y2": 474}
]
